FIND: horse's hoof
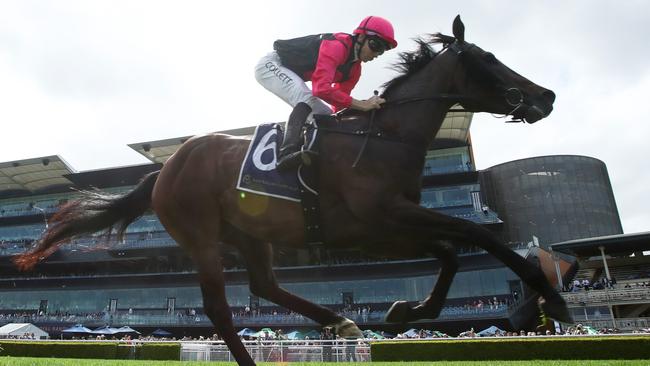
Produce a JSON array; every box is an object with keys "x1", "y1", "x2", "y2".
[
  {"x1": 540, "y1": 296, "x2": 573, "y2": 324},
  {"x1": 385, "y1": 301, "x2": 411, "y2": 323},
  {"x1": 328, "y1": 318, "x2": 362, "y2": 339}
]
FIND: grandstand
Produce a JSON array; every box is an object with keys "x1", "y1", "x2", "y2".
[
  {"x1": 1, "y1": 110, "x2": 643, "y2": 339},
  {"x1": 552, "y1": 232, "x2": 650, "y2": 331}
]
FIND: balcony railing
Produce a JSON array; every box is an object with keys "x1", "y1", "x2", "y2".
[
  {"x1": 561, "y1": 287, "x2": 650, "y2": 306},
  {"x1": 0, "y1": 306, "x2": 509, "y2": 328},
  {"x1": 575, "y1": 317, "x2": 650, "y2": 331}
]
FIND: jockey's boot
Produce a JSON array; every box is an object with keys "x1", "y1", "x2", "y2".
[{"x1": 276, "y1": 102, "x2": 312, "y2": 171}]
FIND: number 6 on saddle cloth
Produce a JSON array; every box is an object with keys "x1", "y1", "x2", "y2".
[{"x1": 236, "y1": 119, "x2": 325, "y2": 247}]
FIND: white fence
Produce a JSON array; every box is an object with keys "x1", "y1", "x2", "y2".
[{"x1": 180, "y1": 339, "x2": 371, "y2": 363}]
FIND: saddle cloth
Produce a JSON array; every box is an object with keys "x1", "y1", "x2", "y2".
[{"x1": 236, "y1": 122, "x2": 318, "y2": 202}]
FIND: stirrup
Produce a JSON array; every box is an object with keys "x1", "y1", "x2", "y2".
[
  {"x1": 300, "y1": 150, "x2": 319, "y2": 166},
  {"x1": 276, "y1": 150, "x2": 304, "y2": 172}
]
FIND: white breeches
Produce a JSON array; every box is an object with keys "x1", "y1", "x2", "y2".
[{"x1": 254, "y1": 51, "x2": 332, "y2": 115}]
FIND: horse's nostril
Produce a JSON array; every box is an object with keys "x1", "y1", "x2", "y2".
[{"x1": 542, "y1": 90, "x2": 556, "y2": 104}]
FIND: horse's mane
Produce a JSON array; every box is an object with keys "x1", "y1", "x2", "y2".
[{"x1": 382, "y1": 33, "x2": 456, "y2": 95}]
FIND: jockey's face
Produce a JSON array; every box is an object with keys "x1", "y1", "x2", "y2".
[{"x1": 359, "y1": 36, "x2": 384, "y2": 62}]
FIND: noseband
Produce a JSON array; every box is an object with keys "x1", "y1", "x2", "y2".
[{"x1": 501, "y1": 87, "x2": 525, "y2": 123}]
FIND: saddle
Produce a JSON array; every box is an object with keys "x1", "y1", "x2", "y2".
[{"x1": 237, "y1": 114, "x2": 374, "y2": 252}]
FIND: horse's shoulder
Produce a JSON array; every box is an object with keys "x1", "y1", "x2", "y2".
[
  {"x1": 201, "y1": 132, "x2": 252, "y2": 142},
  {"x1": 177, "y1": 133, "x2": 250, "y2": 155}
]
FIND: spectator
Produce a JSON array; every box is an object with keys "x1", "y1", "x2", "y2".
[
  {"x1": 320, "y1": 327, "x2": 335, "y2": 361},
  {"x1": 343, "y1": 338, "x2": 357, "y2": 361}
]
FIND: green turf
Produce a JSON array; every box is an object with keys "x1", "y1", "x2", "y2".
[{"x1": 1, "y1": 358, "x2": 649, "y2": 366}]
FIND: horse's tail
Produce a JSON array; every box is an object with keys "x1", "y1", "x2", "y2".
[{"x1": 14, "y1": 170, "x2": 160, "y2": 270}]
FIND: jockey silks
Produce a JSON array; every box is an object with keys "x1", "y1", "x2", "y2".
[
  {"x1": 273, "y1": 33, "x2": 356, "y2": 80},
  {"x1": 272, "y1": 33, "x2": 361, "y2": 110}
]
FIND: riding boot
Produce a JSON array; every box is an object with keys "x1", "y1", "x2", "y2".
[{"x1": 276, "y1": 102, "x2": 312, "y2": 171}]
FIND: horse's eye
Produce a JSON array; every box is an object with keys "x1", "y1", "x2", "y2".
[{"x1": 484, "y1": 53, "x2": 497, "y2": 63}]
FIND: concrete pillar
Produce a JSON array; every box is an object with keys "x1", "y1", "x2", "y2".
[
  {"x1": 551, "y1": 250, "x2": 564, "y2": 290},
  {"x1": 599, "y1": 246, "x2": 612, "y2": 281}
]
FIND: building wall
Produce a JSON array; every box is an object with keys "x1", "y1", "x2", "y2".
[{"x1": 480, "y1": 155, "x2": 623, "y2": 247}]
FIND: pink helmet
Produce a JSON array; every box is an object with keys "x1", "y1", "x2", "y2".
[{"x1": 353, "y1": 16, "x2": 397, "y2": 49}]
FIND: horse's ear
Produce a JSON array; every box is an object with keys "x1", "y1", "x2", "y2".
[{"x1": 453, "y1": 15, "x2": 465, "y2": 43}]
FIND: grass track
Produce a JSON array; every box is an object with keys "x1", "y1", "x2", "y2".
[{"x1": 1, "y1": 358, "x2": 649, "y2": 366}]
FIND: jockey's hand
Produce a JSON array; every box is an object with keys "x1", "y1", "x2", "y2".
[{"x1": 351, "y1": 96, "x2": 386, "y2": 112}]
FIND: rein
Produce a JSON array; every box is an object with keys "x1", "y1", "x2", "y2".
[
  {"x1": 382, "y1": 94, "x2": 471, "y2": 107},
  {"x1": 351, "y1": 93, "x2": 470, "y2": 167},
  {"x1": 311, "y1": 93, "x2": 473, "y2": 168}
]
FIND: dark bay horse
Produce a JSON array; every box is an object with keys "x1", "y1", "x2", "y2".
[{"x1": 15, "y1": 16, "x2": 568, "y2": 365}]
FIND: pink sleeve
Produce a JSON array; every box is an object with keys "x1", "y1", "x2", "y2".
[
  {"x1": 332, "y1": 64, "x2": 361, "y2": 111},
  {"x1": 311, "y1": 39, "x2": 354, "y2": 110}
]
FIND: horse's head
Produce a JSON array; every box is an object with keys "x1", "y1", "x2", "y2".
[{"x1": 446, "y1": 15, "x2": 555, "y2": 123}]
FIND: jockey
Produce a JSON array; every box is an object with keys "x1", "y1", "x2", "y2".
[{"x1": 255, "y1": 16, "x2": 398, "y2": 170}]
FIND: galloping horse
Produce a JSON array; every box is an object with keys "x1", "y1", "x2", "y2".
[{"x1": 15, "y1": 16, "x2": 569, "y2": 365}]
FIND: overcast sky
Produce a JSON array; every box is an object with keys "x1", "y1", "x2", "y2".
[{"x1": 1, "y1": 1, "x2": 648, "y2": 234}]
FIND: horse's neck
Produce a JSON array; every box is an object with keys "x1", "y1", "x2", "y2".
[{"x1": 379, "y1": 58, "x2": 458, "y2": 150}]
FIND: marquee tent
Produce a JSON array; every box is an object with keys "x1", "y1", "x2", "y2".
[
  {"x1": 91, "y1": 326, "x2": 120, "y2": 335},
  {"x1": 0, "y1": 323, "x2": 49, "y2": 339},
  {"x1": 237, "y1": 328, "x2": 256, "y2": 337},
  {"x1": 114, "y1": 326, "x2": 140, "y2": 335},
  {"x1": 478, "y1": 325, "x2": 504, "y2": 337},
  {"x1": 285, "y1": 330, "x2": 304, "y2": 340},
  {"x1": 151, "y1": 328, "x2": 173, "y2": 337},
  {"x1": 251, "y1": 328, "x2": 276, "y2": 338},
  {"x1": 61, "y1": 324, "x2": 93, "y2": 335}
]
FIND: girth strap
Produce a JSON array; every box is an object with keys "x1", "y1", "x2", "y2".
[{"x1": 297, "y1": 164, "x2": 325, "y2": 262}]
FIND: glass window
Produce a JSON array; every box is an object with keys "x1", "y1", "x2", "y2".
[
  {"x1": 0, "y1": 268, "x2": 517, "y2": 312},
  {"x1": 421, "y1": 184, "x2": 479, "y2": 208}
]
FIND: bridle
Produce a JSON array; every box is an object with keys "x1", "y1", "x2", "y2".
[
  {"x1": 379, "y1": 40, "x2": 528, "y2": 123},
  {"x1": 500, "y1": 87, "x2": 526, "y2": 123}
]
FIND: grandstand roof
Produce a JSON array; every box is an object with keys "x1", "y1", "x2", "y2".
[
  {"x1": 129, "y1": 126, "x2": 256, "y2": 164},
  {"x1": 65, "y1": 163, "x2": 162, "y2": 189},
  {"x1": 0, "y1": 116, "x2": 471, "y2": 198},
  {"x1": 0, "y1": 155, "x2": 75, "y2": 198},
  {"x1": 551, "y1": 231, "x2": 650, "y2": 257},
  {"x1": 128, "y1": 111, "x2": 472, "y2": 165},
  {"x1": 128, "y1": 135, "x2": 193, "y2": 164}
]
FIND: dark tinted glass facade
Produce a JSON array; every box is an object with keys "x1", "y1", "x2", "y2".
[
  {"x1": 480, "y1": 155, "x2": 622, "y2": 247},
  {"x1": 0, "y1": 267, "x2": 517, "y2": 312}
]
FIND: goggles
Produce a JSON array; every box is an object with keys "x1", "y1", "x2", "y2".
[{"x1": 367, "y1": 36, "x2": 389, "y2": 55}]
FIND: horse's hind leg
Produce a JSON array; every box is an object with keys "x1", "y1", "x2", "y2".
[
  {"x1": 161, "y1": 216, "x2": 255, "y2": 365},
  {"x1": 238, "y1": 240, "x2": 363, "y2": 338},
  {"x1": 190, "y1": 242, "x2": 255, "y2": 366}
]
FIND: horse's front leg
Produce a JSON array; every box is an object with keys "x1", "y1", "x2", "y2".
[
  {"x1": 385, "y1": 241, "x2": 459, "y2": 323},
  {"x1": 380, "y1": 200, "x2": 572, "y2": 324}
]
